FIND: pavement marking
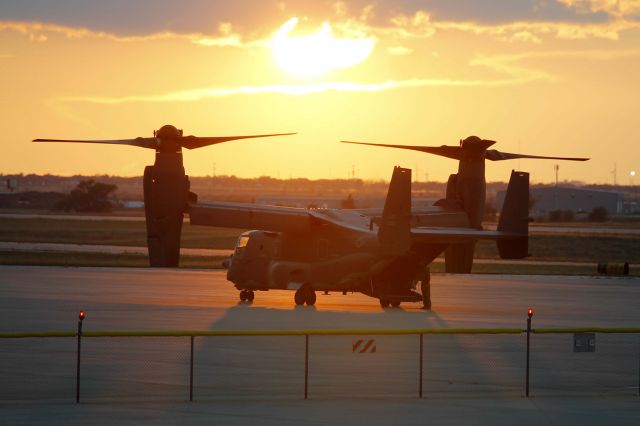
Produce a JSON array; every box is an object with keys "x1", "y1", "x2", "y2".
[{"x1": 353, "y1": 338, "x2": 377, "y2": 353}]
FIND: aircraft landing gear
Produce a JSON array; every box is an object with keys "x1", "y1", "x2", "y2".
[
  {"x1": 379, "y1": 298, "x2": 400, "y2": 308},
  {"x1": 239, "y1": 289, "x2": 255, "y2": 302},
  {"x1": 294, "y1": 284, "x2": 316, "y2": 306},
  {"x1": 420, "y1": 267, "x2": 431, "y2": 310}
]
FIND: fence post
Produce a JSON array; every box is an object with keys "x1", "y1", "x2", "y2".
[
  {"x1": 189, "y1": 335, "x2": 194, "y2": 402},
  {"x1": 419, "y1": 333, "x2": 424, "y2": 398},
  {"x1": 304, "y1": 334, "x2": 309, "y2": 400},
  {"x1": 76, "y1": 310, "x2": 85, "y2": 404},
  {"x1": 525, "y1": 307, "x2": 533, "y2": 397}
]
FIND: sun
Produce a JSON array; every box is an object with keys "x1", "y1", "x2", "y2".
[{"x1": 271, "y1": 17, "x2": 375, "y2": 79}]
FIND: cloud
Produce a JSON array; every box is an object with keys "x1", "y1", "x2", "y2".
[
  {"x1": 347, "y1": 9, "x2": 640, "y2": 42},
  {"x1": 0, "y1": 20, "x2": 261, "y2": 48},
  {"x1": 47, "y1": 47, "x2": 640, "y2": 111},
  {"x1": 387, "y1": 45, "x2": 413, "y2": 55},
  {"x1": 504, "y1": 30, "x2": 542, "y2": 43},
  {"x1": 558, "y1": 0, "x2": 640, "y2": 18},
  {"x1": 45, "y1": 50, "x2": 561, "y2": 108},
  {"x1": 48, "y1": 77, "x2": 536, "y2": 106}
]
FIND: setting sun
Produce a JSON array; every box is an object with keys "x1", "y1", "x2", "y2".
[{"x1": 271, "y1": 17, "x2": 375, "y2": 79}]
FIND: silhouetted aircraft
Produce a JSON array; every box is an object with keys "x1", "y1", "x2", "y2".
[
  {"x1": 342, "y1": 136, "x2": 588, "y2": 275},
  {"x1": 33, "y1": 129, "x2": 587, "y2": 309},
  {"x1": 196, "y1": 165, "x2": 531, "y2": 309},
  {"x1": 34, "y1": 124, "x2": 295, "y2": 267}
]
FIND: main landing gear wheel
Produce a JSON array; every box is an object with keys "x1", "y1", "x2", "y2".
[
  {"x1": 239, "y1": 289, "x2": 255, "y2": 302},
  {"x1": 294, "y1": 285, "x2": 316, "y2": 306},
  {"x1": 379, "y1": 298, "x2": 390, "y2": 308},
  {"x1": 420, "y1": 267, "x2": 432, "y2": 310},
  {"x1": 390, "y1": 301, "x2": 401, "y2": 308}
]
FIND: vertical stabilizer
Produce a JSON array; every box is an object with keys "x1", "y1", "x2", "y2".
[
  {"x1": 497, "y1": 170, "x2": 529, "y2": 259},
  {"x1": 378, "y1": 167, "x2": 412, "y2": 255}
]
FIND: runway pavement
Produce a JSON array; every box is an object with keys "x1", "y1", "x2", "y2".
[{"x1": 0, "y1": 266, "x2": 638, "y2": 424}]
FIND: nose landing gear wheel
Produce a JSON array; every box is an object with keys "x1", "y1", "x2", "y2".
[
  {"x1": 305, "y1": 289, "x2": 316, "y2": 306},
  {"x1": 239, "y1": 290, "x2": 255, "y2": 302},
  {"x1": 294, "y1": 284, "x2": 316, "y2": 306}
]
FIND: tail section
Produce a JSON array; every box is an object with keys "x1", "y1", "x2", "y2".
[
  {"x1": 378, "y1": 167, "x2": 412, "y2": 255},
  {"x1": 143, "y1": 153, "x2": 190, "y2": 267},
  {"x1": 497, "y1": 170, "x2": 529, "y2": 259}
]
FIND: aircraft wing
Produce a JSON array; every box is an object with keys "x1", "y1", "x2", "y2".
[
  {"x1": 189, "y1": 200, "x2": 375, "y2": 234},
  {"x1": 189, "y1": 201, "x2": 313, "y2": 233},
  {"x1": 307, "y1": 209, "x2": 372, "y2": 232},
  {"x1": 411, "y1": 227, "x2": 524, "y2": 244}
]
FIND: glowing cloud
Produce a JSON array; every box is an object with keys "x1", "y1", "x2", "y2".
[{"x1": 271, "y1": 17, "x2": 375, "y2": 79}]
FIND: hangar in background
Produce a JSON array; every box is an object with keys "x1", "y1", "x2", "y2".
[{"x1": 497, "y1": 186, "x2": 623, "y2": 218}]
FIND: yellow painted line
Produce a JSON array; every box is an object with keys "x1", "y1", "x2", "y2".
[
  {"x1": 0, "y1": 331, "x2": 75, "y2": 338},
  {"x1": 1, "y1": 328, "x2": 522, "y2": 338},
  {"x1": 83, "y1": 328, "x2": 524, "y2": 337},
  {"x1": 534, "y1": 327, "x2": 640, "y2": 334}
]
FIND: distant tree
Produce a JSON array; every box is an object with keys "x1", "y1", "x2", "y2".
[
  {"x1": 588, "y1": 206, "x2": 608, "y2": 222},
  {"x1": 55, "y1": 180, "x2": 117, "y2": 212},
  {"x1": 340, "y1": 193, "x2": 356, "y2": 209},
  {"x1": 484, "y1": 199, "x2": 497, "y2": 221}
]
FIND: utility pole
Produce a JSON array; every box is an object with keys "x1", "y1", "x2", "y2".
[
  {"x1": 554, "y1": 164, "x2": 559, "y2": 211},
  {"x1": 611, "y1": 163, "x2": 617, "y2": 186}
]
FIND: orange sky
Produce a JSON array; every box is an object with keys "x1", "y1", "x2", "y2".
[{"x1": 1, "y1": 0, "x2": 639, "y2": 183}]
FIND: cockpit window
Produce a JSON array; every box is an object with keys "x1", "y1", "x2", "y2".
[{"x1": 237, "y1": 235, "x2": 250, "y2": 248}]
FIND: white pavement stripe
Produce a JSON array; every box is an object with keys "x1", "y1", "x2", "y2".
[{"x1": 0, "y1": 241, "x2": 233, "y2": 257}]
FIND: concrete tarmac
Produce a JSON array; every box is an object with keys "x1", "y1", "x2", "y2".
[{"x1": 0, "y1": 266, "x2": 639, "y2": 425}]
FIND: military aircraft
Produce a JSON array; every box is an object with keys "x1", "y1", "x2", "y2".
[
  {"x1": 34, "y1": 124, "x2": 295, "y2": 267},
  {"x1": 34, "y1": 128, "x2": 586, "y2": 309},
  {"x1": 342, "y1": 136, "x2": 589, "y2": 274},
  {"x1": 194, "y1": 165, "x2": 530, "y2": 308}
]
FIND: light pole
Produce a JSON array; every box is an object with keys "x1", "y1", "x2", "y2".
[{"x1": 631, "y1": 171, "x2": 637, "y2": 213}]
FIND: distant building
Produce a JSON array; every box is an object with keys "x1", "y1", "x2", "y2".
[
  {"x1": 497, "y1": 186, "x2": 623, "y2": 218},
  {"x1": 122, "y1": 201, "x2": 144, "y2": 209}
]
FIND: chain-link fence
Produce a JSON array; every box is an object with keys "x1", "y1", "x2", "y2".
[{"x1": 1, "y1": 327, "x2": 638, "y2": 402}]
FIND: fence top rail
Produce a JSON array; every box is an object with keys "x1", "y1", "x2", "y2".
[
  {"x1": 1, "y1": 327, "x2": 639, "y2": 339},
  {"x1": 533, "y1": 327, "x2": 640, "y2": 334}
]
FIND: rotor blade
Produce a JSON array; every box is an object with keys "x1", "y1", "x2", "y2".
[
  {"x1": 179, "y1": 133, "x2": 296, "y2": 150},
  {"x1": 33, "y1": 137, "x2": 158, "y2": 149},
  {"x1": 341, "y1": 141, "x2": 463, "y2": 160},
  {"x1": 485, "y1": 150, "x2": 589, "y2": 162}
]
